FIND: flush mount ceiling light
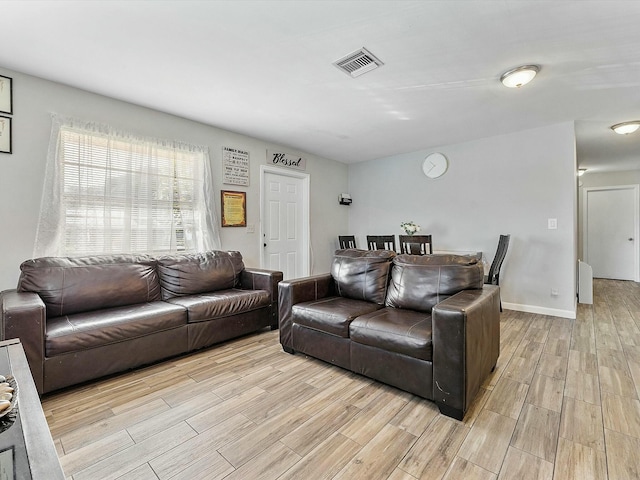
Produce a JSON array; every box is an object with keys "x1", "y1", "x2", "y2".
[
  {"x1": 610, "y1": 121, "x2": 640, "y2": 135},
  {"x1": 500, "y1": 65, "x2": 540, "y2": 88}
]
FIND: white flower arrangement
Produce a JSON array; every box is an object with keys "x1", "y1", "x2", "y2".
[{"x1": 400, "y1": 221, "x2": 421, "y2": 236}]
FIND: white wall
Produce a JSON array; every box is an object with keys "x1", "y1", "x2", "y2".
[
  {"x1": 0, "y1": 67, "x2": 348, "y2": 291},
  {"x1": 0, "y1": 66, "x2": 580, "y2": 317},
  {"x1": 348, "y1": 123, "x2": 578, "y2": 318}
]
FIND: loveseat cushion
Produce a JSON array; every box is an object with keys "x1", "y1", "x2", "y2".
[
  {"x1": 45, "y1": 301, "x2": 187, "y2": 356},
  {"x1": 18, "y1": 255, "x2": 160, "y2": 317},
  {"x1": 166, "y1": 289, "x2": 270, "y2": 323},
  {"x1": 385, "y1": 254, "x2": 484, "y2": 313},
  {"x1": 331, "y1": 249, "x2": 395, "y2": 305},
  {"x1": 157, "y1": 251, "x2": 244, "y2": 300},
  {"x1": 292, "y1": 296, "x2": 382, "y2": 338},
  {"x1": 350, "y1": 308, "x2": 433, "y2": 361}
]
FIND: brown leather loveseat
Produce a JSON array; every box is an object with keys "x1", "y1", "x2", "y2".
[
  {"x1": 279, "y1": 249, "x2": 500, "y2": 420},
  {"x1": 1, "y1": 250, "x2": 282, "y2": 394}
]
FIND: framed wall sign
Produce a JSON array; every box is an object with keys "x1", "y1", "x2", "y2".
[
  {"x1": 0, "y1": 75, "x2": 12, "y2": 115},
  {"x1": 221, "y1": 190, "x2": 247, "y2": 227},
  {"x1": 222, "y1": 146, "x2": 250, "y2": 186},
  {"x1": 0, "y1": 116, "x2": 11, "y2": 154}
]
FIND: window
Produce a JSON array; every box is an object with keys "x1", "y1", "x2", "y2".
[{"x1": 35, "y1": 116, "x2": 220, "y2": 257}]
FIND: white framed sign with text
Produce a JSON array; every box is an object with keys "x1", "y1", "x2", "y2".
[{"x1": 222, "y1": 147, "x2": 250, "y2": 186}]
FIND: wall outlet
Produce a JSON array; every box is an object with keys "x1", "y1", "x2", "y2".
[
  {"x1": 548, "y1": 218, "x2": 558, "y2": 230},
  {"x1": 551, "y1": 288, "x2": 559, "y2": 296}
]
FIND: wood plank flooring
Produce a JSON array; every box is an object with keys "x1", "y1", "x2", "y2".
[{"x1": 42, "y1": 278, "x2": 640, "y2": 479}]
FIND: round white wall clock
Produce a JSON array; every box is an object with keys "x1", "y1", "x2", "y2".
[{"x1": 422, "y1": 152, "x2": 449, "y2": 178}]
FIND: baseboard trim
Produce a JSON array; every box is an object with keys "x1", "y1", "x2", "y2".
[{"x1": 502, "y1": 302, "x2": 576, "y2": 319}]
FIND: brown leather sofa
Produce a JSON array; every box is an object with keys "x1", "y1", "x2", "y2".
[
  {"x1": 1, "y1": 251, "x2": 282, "y2": 394},
  {"x1": 279, "y1": 249, "x2": 500, "y2": 420}
]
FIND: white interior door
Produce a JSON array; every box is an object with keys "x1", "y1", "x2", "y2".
[
  {"x1": 583, "y1": 185, "x2": 639, "y2": 281},
  {"x1": 260, "y1": 166, "x2": 310, "y2": 280}
]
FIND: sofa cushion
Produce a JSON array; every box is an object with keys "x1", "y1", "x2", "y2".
[
  {"x1": 292, "y1": 296, "x2": 382, "y2": 338},
  {"x1": 166, "y1": 289, "x2": 270, "y2": 323},
  {"x1": 350, "y1": 308, "x2": 433, "y2": 361},
  {"x1": 45, "y1": 301, "x2": 187, "y2": 356},
  {"x1": 331, "y1": 249, "x2": 395, "y2": 305},
  {"x1": 18, "y1": 255, "x2": 160, "y2": 317},
  {"x1": 157, "y1": 251, "x2": 244, "y2": 300},
  {"x1": 385, "y1": 254, "x2": 484, "y2": 313}
]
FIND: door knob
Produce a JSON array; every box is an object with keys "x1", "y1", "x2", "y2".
[{"x1": 264, "y1": 243, "x2": 267, "y2": 247}]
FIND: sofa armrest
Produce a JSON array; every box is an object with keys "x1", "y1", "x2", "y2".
[
  {"x1": 240, "y1": 268, "x2": 283, "y2": 301},
  {"x1": 240, "y1": 268, "x2": 284, "y2": 328},
  {"x1": 431, "y1": 285, "x2": 500, "y2": 420},
  {"x1": 278, "y1": 274, "x2": 335, "y2": 351},
  {"x1": 1, "y1": 289, "x2": 46, "y2": 394}
]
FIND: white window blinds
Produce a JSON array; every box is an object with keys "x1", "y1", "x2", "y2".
[{"x1": 35, "y1": 115, "x2": 221, "y2": 257}]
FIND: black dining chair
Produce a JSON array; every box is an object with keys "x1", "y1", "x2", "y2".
[
  {"x1": 399, "y1": 234, "x2": 433, "y2": 255},
  {"x1": 367, "y1": 235, "x2": 396, "y2": 252},
  {"x1": 485, "y1": 234, "x2": 510, "y2": 311},
  {"x1": 338, "y1": 235, "x2": 357, "y2": 249}
]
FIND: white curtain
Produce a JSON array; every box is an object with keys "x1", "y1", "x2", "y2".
[{"x1": 34, "y1": 115, "x2": 221, "y2": 257}]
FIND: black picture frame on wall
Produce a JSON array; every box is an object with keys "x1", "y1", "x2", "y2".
[
  {"x1": 0, "y1": 75, "x2": 12, "y2": 115},
  {"x1": 0, "y1": 116, "x2": 12, "y2": 154}
]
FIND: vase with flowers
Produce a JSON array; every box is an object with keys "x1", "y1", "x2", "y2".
[{"x1": 400, "y1": 221, "x2": 421, "y2": 236}]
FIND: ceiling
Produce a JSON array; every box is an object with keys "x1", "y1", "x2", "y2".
[{"x1": 1, "y1": 1, "x2": 639, "y2": 171}]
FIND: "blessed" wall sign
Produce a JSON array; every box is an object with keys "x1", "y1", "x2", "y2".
[{"x1": 267, "y1": 150, "x2": 306, "y2": 171}]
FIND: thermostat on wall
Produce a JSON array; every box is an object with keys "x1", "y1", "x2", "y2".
[{"x1": 339, "y1": 193, "x2": 352, "y2": 205}]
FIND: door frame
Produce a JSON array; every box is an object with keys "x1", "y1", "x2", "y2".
[
  {"x1": 582, "y1": 184, "x2": 640, "y2": 282},
  {"x1": 259, "y1": 165, "x2": 311, "y2": 276}
]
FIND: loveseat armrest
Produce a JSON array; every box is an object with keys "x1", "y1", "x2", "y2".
[
  {"x1": 431, "y1": 285, "x2": 500, "y2": 420},
  {"x1": 278, "y1": 274, "x2": 336, "y2": 352},
  {"x1": 240, "y1": 268, "x2": 284, "y2": 328},
  {"x1": 1, "y1": 289, "x2": 46, "y2": 394}
]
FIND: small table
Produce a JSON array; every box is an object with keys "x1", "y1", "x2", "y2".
[{"x1": 0, "y1": 339, "x2": 64, "y2": 480}]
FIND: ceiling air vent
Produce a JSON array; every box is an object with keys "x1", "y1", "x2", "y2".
[{"x1": 334, "y1": 47, "x2": 384, "y2": 78}]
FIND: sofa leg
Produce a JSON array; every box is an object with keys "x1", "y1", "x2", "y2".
[
  {"x1": 282, "y1": 345, "x2": 295, "y2": 355},
  {"x1": 437, "y1": 403, "x2": 464, "y2": 421}
]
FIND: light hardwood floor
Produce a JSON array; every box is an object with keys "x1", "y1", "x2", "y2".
[{"x1": 42, "y1": 278, "x2": 640, "y2": 479}]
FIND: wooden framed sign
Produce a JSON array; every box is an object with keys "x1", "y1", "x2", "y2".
[{"x1": 221, "y1": 190, "x2": 246, "y2": 227}]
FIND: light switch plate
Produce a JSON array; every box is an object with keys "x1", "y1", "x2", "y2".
[{"x1": 548, "y1": 218, "x2": 557, "y2": 230}]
